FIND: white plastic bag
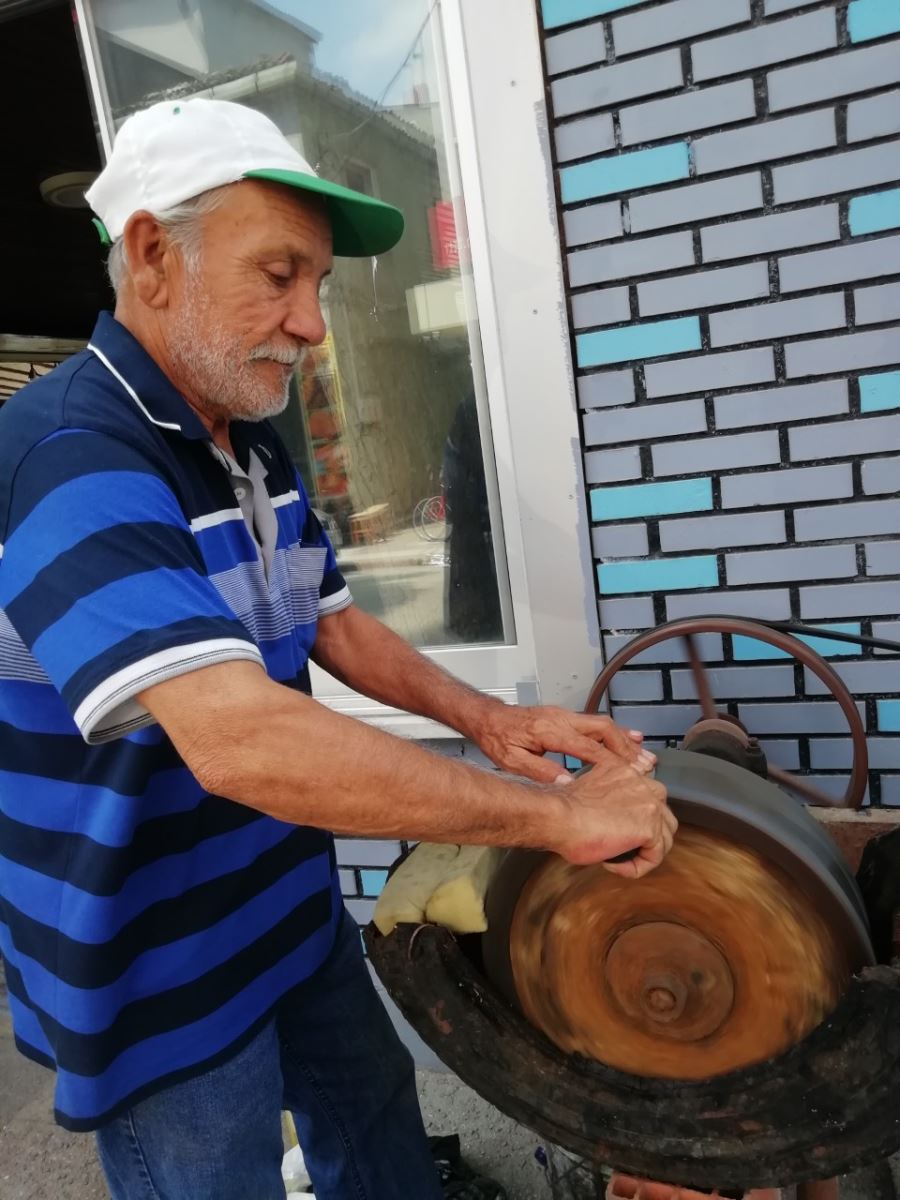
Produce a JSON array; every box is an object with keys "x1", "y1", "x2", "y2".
[{"x1": 282, "y1": 1142, "x2": 313, "y2": 1193}]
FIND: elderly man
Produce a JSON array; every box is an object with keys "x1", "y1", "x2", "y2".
[{"x1": 0, "y1": 99, "x2": 672, "y2": 1199}]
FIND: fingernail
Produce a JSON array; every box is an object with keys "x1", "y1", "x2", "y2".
[{"x1": 555, "y1": 773, "x2": 573, "y2": 786}]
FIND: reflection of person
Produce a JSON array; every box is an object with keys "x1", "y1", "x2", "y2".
[
  {"x1": 443, "y1": 391, "x2": 503, "y2": 642},
  {"x1": 0, "y1": 99, "x2": 672, "y2": 1199}
]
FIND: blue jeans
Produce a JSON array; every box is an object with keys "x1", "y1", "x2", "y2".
[{"x1": 96, "y1": 908, "x2": 443, "y2": 1200}]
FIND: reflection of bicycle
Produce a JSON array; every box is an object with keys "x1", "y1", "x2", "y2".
[{"x1": 413, "y1": 494, "x2": 451, "y2": 541}]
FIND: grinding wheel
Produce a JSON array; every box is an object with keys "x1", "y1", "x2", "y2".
[{"x1": 482, "y1": 750, "x2": 874, "y2": 1081}]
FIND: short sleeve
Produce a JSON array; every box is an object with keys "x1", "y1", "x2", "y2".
[
  {"x1": 294, "y1": 471, "x2": 353, "y2": 618},
  {"x1": 0, "y1": 429, "x2": 264, "y2": 744}
]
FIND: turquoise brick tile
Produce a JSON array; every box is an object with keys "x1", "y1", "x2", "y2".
[
  {"x1": 577, "y1": 317, "x2": 701, "y2": 368},
  {"x1": 599, "y1": 555, "x2": 718, "y2": 595},
  {"x1": 878, "y1": 699, "x2": 900, "y2": 730},
  {"x1": 360, "y1": 869, "x2": 389, "y2": 897},
  {"x1": 541, "y1": 0, "x2": 645, "y2": 29},
  {"x1": 848, "y1": 0, "x2": 900, "y2": 42},
  {"x1": 849, "y1": 187, "x2": 900, "y2": 236},
  {"x1": 733, "y1": 623, "x2": 862, "y2": 661},
  {"x1": 564, "y1": 754, "x2": 583, "y2": 770},
  {"x1": 592, "y1": 478, "x2": 713, "y2": 522},
  {"x1": 561, "y1": 143, "x2": 691, "y2": 204},
  {"x1": 860, "y1": 370, "x2": 900, "y2": 412}
]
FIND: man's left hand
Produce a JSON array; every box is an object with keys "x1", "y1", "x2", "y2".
[{"x1": 474, "y1": 703, "x2": 656, "y2": 785}]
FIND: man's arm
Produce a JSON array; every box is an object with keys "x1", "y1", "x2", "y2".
[
  {"x1": 311, "y1": 604, "x2": 654, "y2": 783},
  {"x1": 138, "y1": 659, "x2": 675, "y2": 878}
]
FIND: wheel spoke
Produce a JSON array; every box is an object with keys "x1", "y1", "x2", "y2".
[
  {"x1": 684, "y1": 634, "x2": 717, "y2": 721},
  {"x1": 767, "y1": 763, "x2": 842, "y2": 808}
]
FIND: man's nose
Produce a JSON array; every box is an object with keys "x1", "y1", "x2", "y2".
[{"x1": 282, "y1": 288, "x2": 327, "y2": 346}]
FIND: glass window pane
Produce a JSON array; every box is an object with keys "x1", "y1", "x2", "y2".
[{"x1": 82, "y1": 0, "x2": 512, "y2": 649}]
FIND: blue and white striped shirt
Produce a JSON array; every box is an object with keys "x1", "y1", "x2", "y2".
[{"x1": 0, "y1": 312, "x2": 351, "y2": 1129}]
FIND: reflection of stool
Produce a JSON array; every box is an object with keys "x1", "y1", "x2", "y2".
[{"x1": 348, "y1": 503, "x2": 390, "y2": 545}]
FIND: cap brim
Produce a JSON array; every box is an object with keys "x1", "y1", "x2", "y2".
[{"x1": 244, "y1": 168, "x2": 404, "y2": 257}]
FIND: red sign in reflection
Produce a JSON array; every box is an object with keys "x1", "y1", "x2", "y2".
[{"x1": 428, "y1": 201, "x2": 459, "y2": 269}]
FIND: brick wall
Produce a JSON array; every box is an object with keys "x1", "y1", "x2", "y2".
[{"x1": 538, "y1": 0, "x2": 900, "y2": 804}]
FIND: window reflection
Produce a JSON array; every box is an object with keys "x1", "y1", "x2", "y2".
[{"x1": 84, "y1": 0, "x2": 511, "y2": 649}]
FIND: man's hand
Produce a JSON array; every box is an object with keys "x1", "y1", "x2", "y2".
[
  {"x1": 551, "y1": 748, "x2": 675, "y2": 878},
  {"x1": 474, "y1": 702, "x2": 656, "y2": 784}
]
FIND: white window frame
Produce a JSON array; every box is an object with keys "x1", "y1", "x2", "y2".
[{"x1": 74, "y1": 0, "x2": 603, "y2": 737}]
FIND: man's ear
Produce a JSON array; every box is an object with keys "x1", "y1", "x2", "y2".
[{"x1": 122, "y1": 211, "x2": 177, "y2": 309}]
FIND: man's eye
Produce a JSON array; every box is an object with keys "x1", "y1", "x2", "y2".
[{"x1": 266, "y1": 269, "x2": 291, "y2": 287}]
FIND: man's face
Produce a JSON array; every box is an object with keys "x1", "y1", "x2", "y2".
[{"x1": 166, "y1": 180, "x2": 333, "y2": 422}]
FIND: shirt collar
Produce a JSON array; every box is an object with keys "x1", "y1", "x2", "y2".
[{"x1": 86, "y1": 311, "x2": 211, "y2": 441}]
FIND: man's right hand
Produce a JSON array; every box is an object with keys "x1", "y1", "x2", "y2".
[{"x1": 552, "y1": 749, "x2": 675, "y2": 878}]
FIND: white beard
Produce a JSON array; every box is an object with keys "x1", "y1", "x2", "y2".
[{"x1": 167, "y1": 272, "x2": 300, "y2": 422}]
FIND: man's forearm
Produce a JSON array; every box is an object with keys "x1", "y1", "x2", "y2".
[{"x1": 311, "y1": 604, "x2": 502, "y2": 740}]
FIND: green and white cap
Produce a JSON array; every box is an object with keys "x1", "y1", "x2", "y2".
[{"x1": 85, "y1": 97, "x2": 404, "y2": 257}]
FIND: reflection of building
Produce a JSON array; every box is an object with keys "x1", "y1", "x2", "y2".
[{"x1": 90, "y1": 0, "x2": 470, "y2": 531}]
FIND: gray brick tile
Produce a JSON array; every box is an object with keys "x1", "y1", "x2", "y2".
[
  {"x1": 847, "y1": 90, "x2": 900, "y2": 144},
  {"x1": 563, "y1": 200, "x2": 623, "y2": 247},
  {"x1": 620, "y1": 80, "x2": 756, "y2": 147},
  {"x1": 556, "y1": 114, "x2": 618, "y2": 164},
  {"x1": 644, "y1": 347, "x2": 775, "y2": 398},
  {"x1": 551, "y1": 50, "x2": 684, "y2": 119},
  {"x1": 345, "y1": 897, "x2": 377, "y2": 924},
  {"x1": 572, "y1": 286, "x2": 631, "y2": 329},
  {"x1": 779, "y1": 234, "x2": 900, "y2": 292},
  {"x1": 603, "y1": 632, "x2": 724, "y2": 662},
  {"x1": 769, "y1": 42, "x2": 900, "y2": 112},
  {"x1": 660, "y1": 510, "x2": 786, "y2": 552},
  {"x1": 883, "y1": 776, "x2": 900, "y2": 806},
  {"x1": 726, "y1": 543, "x2": 857, "y2": 586},
  {"x1": 806, "y1": 662, "x2": 900, "y2": 696},
  {"x1": 692, "y1": 10, "x2": 837, "y2": 82},
  {"x1": 671, "y1": 664, "x2": 796, "y2": 699},
  {"x1": 721, "y1": 463, "x2": 853, "y2": 508},
  {"x1": 702, "y1": 205, "x2": 839, "y2": 263},
  {"x1": 592, "y1": 522, "x2": 650, "y2": 557},
  {"x1": 715, "y1": 380, "x2": 849, "y2": 429},
  {"x1": 773, "y1": 140, "x2": 900, "y2": 204},
  {"x1": 585, "y1": 445, "x2": 643, "y2": 483},
  {"x1": 568, "y1": 231, "x2": 695, "y2": 286},
  {"x1": 764, "y1": 0, "x2": 825, "y2": 13},
  {"x1": 585, "y1": 397, "x2": 708, "y2": 445},
  {"x1": 863, "y1": 455, "x2": 900, "y2": 495},
  {"x1": 874, "y1": 620, "x2": 900, "y2": 652},
  {"x1": 629, "y1": 173, "x2": 764, "y2": 234},
  {"x1": 786, "y1": 328, "x2": 900, "y2": 378},
  {"x1": 609, "y1": 704, "x2": 707, "y2": 735},
  {"x1": 652, "y1": 429, "x2": 780, "y2": 476},
  {"x1": 855, "y1": 282, "x2": 900, "y2": 326},
  {"x1": 609, "y1": 670, "x2": 665, "y2": 702},
  {"x1": 866, "y1": 539, "x2": 900, "y2": 576},
  {"x1": 338, "y1": 868, "x2": 357, "y2": 896},
  {"x1": 800, "y1": 579, "x2": 900, "y2": 618},
  {"x1": 638, "y1": 263, "x2": 769, "y2": 317},
  {"x1": 710, "y1": 293, "x2": 845, "y2": 347},
  {"x1": 738, "y1": 701, "x2": 865, "y2": 735},
  {"x1": 759, "y1": 738, "x2": 801, "y2": 769},
  {"x1": 336, "y1": 838, "x2": 404, "y2": 867},
  {"x1": 667, "y1": 588, "x2": 792, "y2": 620},
  {"x1": 546, "y1": 22, "x2": 607, "y2": 76},
  {"x1": 795, "y1": 498, "x2": 900, "y2": 542},
  {"x1": 810, "y1": 738, "x2": 900, "y2": 770},
  {"x1": 599, "y1": 595, "x2": 656, "y2": 629},
  {"x1": 578, "y1": 369, "x2": 636, "y2": 409},
  {"x1": 612, "y1": 0, "x2": 750, "y2": 57},
  {"x1": 790, "y1": 414, "x2": 900, "y2": 462},
  {"x1": 792, "y1": 775, "x2": 867, "y2": 804},
  {"x1": 694, "y1": 110, "x2": 836, "y2": 175}
]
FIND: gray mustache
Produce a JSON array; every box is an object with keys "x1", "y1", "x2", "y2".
[{"x1": 248, "y1": 345, "x2": 300, "y2": 366}]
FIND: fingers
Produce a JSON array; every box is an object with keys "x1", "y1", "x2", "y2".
[
  {"x1": 502, "y1": 747, "x2": 571, "y2": 786},
  {"x1": 572, "y1": 713, "x2": 645, "y2": 762}
]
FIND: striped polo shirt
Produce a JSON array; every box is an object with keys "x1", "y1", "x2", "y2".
[{"x1": 0, "y1": 312, "x2": 352, "y2": 1130}]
